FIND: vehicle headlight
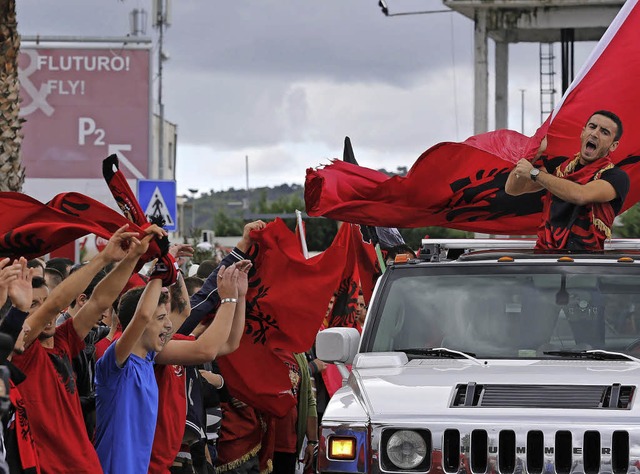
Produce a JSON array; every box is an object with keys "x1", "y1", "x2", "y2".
[{"x1": 386, "y1": 430, "x2": 428, "y2": 470}]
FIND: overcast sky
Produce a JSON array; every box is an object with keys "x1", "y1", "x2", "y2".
[{"x1": 16, "y1": 0, "x2": 599, "y2": 197}]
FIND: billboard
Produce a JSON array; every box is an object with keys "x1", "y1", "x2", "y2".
[{"x1": 18, "y1": 45, "x2": 151, "y2": 180}]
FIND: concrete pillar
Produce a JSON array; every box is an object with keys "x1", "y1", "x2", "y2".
[
  {"x1": 474, "y1": 9, "x2": 489, "y2": 134},
  {"x1": 495, "y1": 40, "x2": 509, "y2": 130}
]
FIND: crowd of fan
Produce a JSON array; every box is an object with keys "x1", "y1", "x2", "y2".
[{"x1": 0, "y1": 218, "x2": 418, "y2": 474}]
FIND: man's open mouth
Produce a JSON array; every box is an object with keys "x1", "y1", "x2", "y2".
[{"x1": 586, "y1": 139, "x2": 597, "y2": 152}]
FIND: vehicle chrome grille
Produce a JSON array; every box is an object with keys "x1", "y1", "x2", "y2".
[
  {"x1": 432, "y1": 428, "x2": 632, "y2": 474},
  {"x1": 451, "y1": 383, "x2": 635, "y2": 409}
]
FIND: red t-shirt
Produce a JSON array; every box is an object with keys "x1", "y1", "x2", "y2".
[
  {"x1": 94, "y1": 329, "x2": 122, "y2": 360},
  {"x1": 148, "y1": 333, "x2": 194, "y2": 474},
  {"x1": 12, "y1": 319, "x2": 103, "y2": 474},
  {"x1": 274, "y1": 351, "x2": 300, "y2": 453}
]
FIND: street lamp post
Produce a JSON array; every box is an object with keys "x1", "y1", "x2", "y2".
[
  {"x1": 520, "y1": 89, "x2": 526, "y2": 134},
  {"x1": 188, "y1": 188, "x2": 198, "y2": 236}
]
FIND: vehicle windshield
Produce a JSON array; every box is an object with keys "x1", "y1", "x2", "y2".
[{"x1": 368, "y1": 265, "x2": 640, "y2": 359}]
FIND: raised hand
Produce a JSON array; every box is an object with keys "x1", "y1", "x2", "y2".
[
  {"x1": 131, "y1": 225, "x2": 166, "y2": 258},
  {"x1": 0, "y1": 258, "x2": 21, "y2": 306},
  {"x1": 169, "y1": 243, "x2": 194, "y2": 260},
  {"x1": 238, "y1": 220, "x2": 267, "y2": 252},
  {"x1": 101, "y1": 224, "x2": 142, "y2": 263},
  {"x1": 235, "y1": 260, "x2": 252, "y2": 298},
  {"x1": 8, "y1": 257, "x2": 34, "y2": 312},
  {"x1": 216, "y1": 264, "x2": 239, "y2": 300}
]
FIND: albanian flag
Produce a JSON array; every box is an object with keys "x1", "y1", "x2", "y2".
[
  {"x1": 305, "y1": 0, "x2": 640, "y2": 235},
  {"x1": 325, "y1": 223, "x2": 380, "y2": 328},
  {"x1": 0, "y1": 154, "x2": 168, "y2": 261},
  {"x1": 0, "y1": 192, "x2": 146, "y2": 259},
  {"x1": 217, "y1": 218, "x2": 351, "y2": 416},
  {"x1": 217, "y1": 342, "x2": 295, "y2": 418}
]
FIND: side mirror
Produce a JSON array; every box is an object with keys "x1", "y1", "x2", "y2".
[{"x1": 316, "y1": 328, "x2": 360, "y2": 364}]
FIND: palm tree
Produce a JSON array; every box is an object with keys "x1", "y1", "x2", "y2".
[{"x1": 0, "y1": 0, "x2": 25, "y2": 191}]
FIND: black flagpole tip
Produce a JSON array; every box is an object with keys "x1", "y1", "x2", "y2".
[{"x1": 343, "y1": 136, "x2": 358, "y2": 165}]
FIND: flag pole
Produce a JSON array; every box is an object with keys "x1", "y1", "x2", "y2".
[
  {"x1": 342, "y1": 136, "x2": 388, "y2": 273},
  {"x1": 296, "y1": 209, "x2": 309, "y2": 259}
]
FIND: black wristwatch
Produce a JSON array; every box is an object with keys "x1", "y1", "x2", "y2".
[{"x1": 529, "y1": 168, "x2": 540, "y2": 182}]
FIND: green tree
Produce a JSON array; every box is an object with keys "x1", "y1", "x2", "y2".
[
  {"x1": 617, "y1": 204, "x2": 640, "y2": 238},
  {"x1": 214, "y1": 210, "x2": 244, "y2": 236}
]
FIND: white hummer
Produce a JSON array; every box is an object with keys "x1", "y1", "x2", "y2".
[{"x1": 316, "y1": 239, "x2": 640, "y2": 474}]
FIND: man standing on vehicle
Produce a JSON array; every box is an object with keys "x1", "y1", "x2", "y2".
[{"x1": 505, "y1": 110, "x2": 630, "y2": 251}]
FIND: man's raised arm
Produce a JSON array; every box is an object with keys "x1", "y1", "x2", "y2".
[
  {"x1": 155, "y1": 262, "x2": 240, "y2": 365},
  {"x1": 73, "y1": 225, "x2": 166, "y2": 340},
  {"x1": 178, "y1": 220, "x2": 265, "y2": 335},
  {"x1": 24, "y1": 225, "x2": 139, "y2": 347}
]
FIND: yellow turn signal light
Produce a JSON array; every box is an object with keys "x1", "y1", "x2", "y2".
[
  {"x1": 394, "y1": 254, "x2": 411, "y2": 264},
  {"x1": 328, "y1": 436, "x2": 357, "y2": 460}
]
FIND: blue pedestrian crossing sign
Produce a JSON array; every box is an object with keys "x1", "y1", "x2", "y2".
[{"x1": 138, "y1": 180, "x2": 177, "y2": 231}]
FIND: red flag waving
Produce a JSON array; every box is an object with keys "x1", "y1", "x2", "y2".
[
  {"x1": 244, "y1": 218, "x2": 350, "y2": 351},
  {"x1": 544, "y1": 0, "x2": 640, "y2": 209},
  {"x1": 216, "y1": 218, "x2": 351, "y2": 416},
  {"x1": 326, "y1": 223, "x2": 380, "y2": 328},
  {"x1": 0, "y1": 192, "x2": 141, "y2": 259},
  {"x1": 305, "y1": 0, "x2": 640, "y2": 235},
  {"x1": 217, "y1": 343, "x2": 295, "y2": 418}
]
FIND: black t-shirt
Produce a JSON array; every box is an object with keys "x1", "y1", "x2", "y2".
[
  {"x1": 540, "y1": 157, "x2": 630, "y2": 250},
  {"x1": 543, "y1": 157, "x2": 630, "y2": 216}
]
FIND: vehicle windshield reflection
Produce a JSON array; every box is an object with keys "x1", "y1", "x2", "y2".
[{"x1": 370, "y1": 269, "x2": 640, "y2": 359}]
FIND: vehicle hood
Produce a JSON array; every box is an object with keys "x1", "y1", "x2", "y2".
[{"x1": 339, "y1": 356, "x2": 640, "y2": 423}]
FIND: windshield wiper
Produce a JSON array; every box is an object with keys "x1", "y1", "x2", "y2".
[
  {"x1": 399, "y1": 347, "x2": 481, "y2": 364},
  {"x1": 543, "y1": 349, "x2": 640, "y2": 362}
]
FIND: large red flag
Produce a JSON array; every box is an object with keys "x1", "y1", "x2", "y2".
[
  {"x1": 217, "y1": 218, "x2": 351, "y2": 416},
  {"x1": 305, "y1": 0, "x2": 640, "y2": 234},
  {"x1": 325, "y1": 223, "x2": 380, "y2": 328},
  {"x1": 0, "y1": 154, "x2": 167, "y2": 261},
  {"x1": 217, "y1": 343, "x2": 295, "y2": 418},
  {"x1": 0, "y1": 192, "x2": 143, "y2": 259}
]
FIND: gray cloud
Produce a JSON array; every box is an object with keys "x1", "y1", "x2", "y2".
[{"x1": 16, "y1": 0, "x2": 610, "y2": 195}]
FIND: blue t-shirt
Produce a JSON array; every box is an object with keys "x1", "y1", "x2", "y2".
[{"x1": 94, "y1": 343, "x2": 158, "y2": 474}]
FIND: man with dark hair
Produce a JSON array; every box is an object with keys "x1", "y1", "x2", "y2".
[
  {"x1": 25, "y1": 259, "x2": 44, "y2": 279},
  {"x1": 96, "y1": 256, "x2": 249, "y2": 473},
  {"x1": 506, "y1": 110, "x2": 630, "y2": 250},
  {"x1": 184, "y1": 276, "x2": 204, "y2": 297},
  {"x1": 355, "y1": 289, "x2": 367, "y2": 329},
  {"x1": 196, "y1": 258, "x2": 220, "y2": 279},
  {"x1": 45, "y1": 257, "x2": 74, "y2": 280},
  {"x1": 55, "y1": 266, "x2": 111, "y2": 439},
  {"x1": 0, "y1": 258, "x2": 40, "y2": 474},
  {"x1": 11, "y1": 224, "x2": 145, "y2": 474},
  {"x1": 43, "y1": 267, "x2": 63, "y2": 290}
]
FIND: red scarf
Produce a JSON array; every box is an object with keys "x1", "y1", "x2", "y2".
[{"x1": 536, "y1": 154, "x2": 616, "y2": 250}]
